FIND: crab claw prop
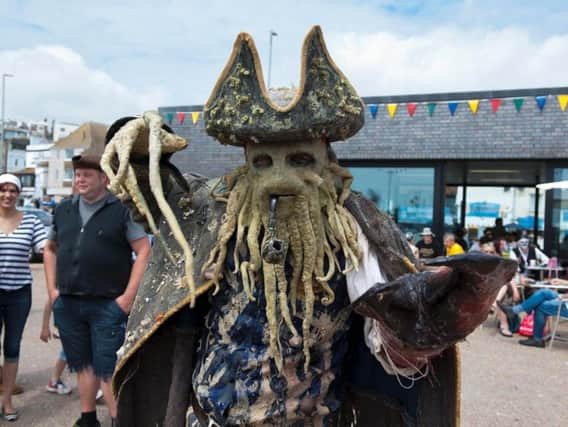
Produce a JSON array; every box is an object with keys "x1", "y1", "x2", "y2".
[{"x1": 352, "y1": 252, "x2": 518, "y2": 352}]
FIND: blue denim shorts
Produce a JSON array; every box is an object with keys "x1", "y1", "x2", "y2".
[{"x1": 53, "y1": 295, "x2": 128, "y2": 380}]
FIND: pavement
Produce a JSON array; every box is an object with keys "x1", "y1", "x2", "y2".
[{"x1": 5, "y1": 264, "x2": 568, "y2": 426}]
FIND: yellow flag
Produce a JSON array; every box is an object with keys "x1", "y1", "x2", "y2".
[
  {"x1": 468, "y1": 100, "x2": 479, "y2": 114},
  {"x1": 558, "y1": 95, "x2": 568, "y2": 112},
  {"x1": 387, "y1": 103, "x2": 398, "y2": 118},
  {"x1": 191, "y1": 111, "x2": 200, "y2": 125}
]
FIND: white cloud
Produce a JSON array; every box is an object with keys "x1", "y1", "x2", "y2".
[
  {"x1": 330, "y1": 27, "x2": 568, "y2": 96},
  {"x1": 0, "y1": 45, "x2": 167, "y2": 124}
]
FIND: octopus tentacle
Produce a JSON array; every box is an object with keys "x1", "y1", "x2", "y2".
[{"x1": 144, "y1": 111, "x2": 196, "y2": 305}]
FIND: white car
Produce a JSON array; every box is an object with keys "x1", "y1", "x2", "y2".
[{"x1": 18, "y1": 207, "x2": 53, "y2": 262}]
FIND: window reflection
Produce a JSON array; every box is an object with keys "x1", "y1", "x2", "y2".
[
  {"x1": 349, "y1": 167, "x2": 435, "y2": 236},
  {"x1": 551, "y1": 168, "x2": 568, "y2": 267}
]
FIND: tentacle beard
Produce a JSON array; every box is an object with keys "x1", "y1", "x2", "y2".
[{"x1": 202, "y1": 164, "x2": 361, "y2": 373}]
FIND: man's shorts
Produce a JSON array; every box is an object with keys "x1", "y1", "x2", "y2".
[{"x1": 53, "y1": 295, "x2": 128, "y2": 380}]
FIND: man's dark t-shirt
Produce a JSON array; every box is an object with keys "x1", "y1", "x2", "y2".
[{"x1": 416, "y1": 240, "x2": 443, "y2": 259}]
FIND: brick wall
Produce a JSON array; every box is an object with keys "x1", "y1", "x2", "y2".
[{"x1": 160, "y1": 87, "x2": 568, "y2": 178}]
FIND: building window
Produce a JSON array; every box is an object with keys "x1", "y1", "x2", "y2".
[
  {"x1": 349, "y1": 166, "x2": 435, "y2": 236},
  {"x1": 551, "y1": 168, "x2": 568, "y2": 266},
  {"x1": 20, "y1": 175, "x2": 34, "y2": 187},
  {"x1": 65, "y1": 148, "x2": 74, "y2": 159}
]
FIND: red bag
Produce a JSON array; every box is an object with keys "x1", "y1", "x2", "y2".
[
  {"x1": 518, "y1": 312, "x2": 550, "y2": 337},
  {"x1": 518, "y1": 313, "x2": 534, "y2": 337}
]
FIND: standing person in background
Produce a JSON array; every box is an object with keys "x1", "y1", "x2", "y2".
[
  {"x1": 43, "y1": 155, "x2": 151, "y2": 427},
  {"x1": 0, "y1": 174, "x2": 47, "y2": 421},
  {"x1": 40, "y1": 300, "x2": 72, "y2": 395},
  {"x1": 493, "y1": 218, "x2": 506, "y2": 240},
  {"x1": 416, "y1": 227, "x2": 443, "y2": 259},
  {"x1": 444, "y1": 233, "x2": 465, "y2": 256}
]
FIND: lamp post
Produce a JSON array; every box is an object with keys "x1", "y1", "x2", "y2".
[
  {"x1": 267, "y1": 30, "x2": 278, "y2": 89},
  {"x1": 1, "y1": 73, "x2": 15, "y2": 173}
]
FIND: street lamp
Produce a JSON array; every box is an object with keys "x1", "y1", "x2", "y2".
[
  {"x1": 1, "y1": 73, "x2": 15, "y2": 173},
  {"x1": 267, "y1": 30, "x2": 278, "y2": 89}
]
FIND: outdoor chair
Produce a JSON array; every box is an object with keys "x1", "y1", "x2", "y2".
[{"x1": 548, "y1": 300, "x2": 568, "y2": 350}]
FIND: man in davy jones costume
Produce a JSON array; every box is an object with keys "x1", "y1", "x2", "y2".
[{"x1": 102, "y1": 26, "x2": 516, "y2": 427}]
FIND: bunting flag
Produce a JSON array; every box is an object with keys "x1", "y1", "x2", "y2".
[
  {"x1": 191, "y1": 111, "x2": 200, "y2": 125},
  {"x1": 448, "y1": 102, "x2": 458, "y2": 116},
  {"x1": 468, "y1": 100, "x2": 479, "y2": 114},
  {"x1": 407, "y1": 103, "x2": 417, "y2": 117},
  {"x1": 513, "y1": 98, "x2": 524, "y2": 112},
  {"x1": 165, "y1": 112, "x2": 174, "y2": 124},
  {"x1": 491, "y1": 99, "x2": 501, "y2": 113},
  {"x1": 558, "y1": 95, "x2": 568, "y2": 112},
  {"x1": 536, "y1": 96, "x2": 546, "y2": 111},
  {"x1": 177, "y1": 112, "x2": 185, "y2": 125},
  {"x1": 387, "y1": 103, "x2": 398, "y2": 118},
  {"x1": 369, "y1": 104, "x2": 378, "y2": 119},
  {"x1": 427, "y1": 102, "x2": 437, "y2": 116}
]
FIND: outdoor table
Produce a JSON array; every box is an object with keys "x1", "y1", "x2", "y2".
[
  {"x1": 529, "y1": 281, "x2": 568, "y2": 291},
  {"x1": 525, "y1": 265, "x2": 565, "y2": 281}
]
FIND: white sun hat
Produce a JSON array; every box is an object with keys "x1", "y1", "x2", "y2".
[{"x1": 0, "y1": 174, "x2": 21, "y2": 192}]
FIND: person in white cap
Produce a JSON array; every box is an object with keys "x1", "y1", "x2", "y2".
[
  {"x1": 416, "y1": 227, "x2": 443, "y2": 259},
  {"x1": 0, "y1": 174, "x2": 47, "y2": 420}
]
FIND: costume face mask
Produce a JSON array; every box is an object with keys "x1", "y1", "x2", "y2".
[{"x1": 246, "y1": 139, "x2": 328, "y2": 216}]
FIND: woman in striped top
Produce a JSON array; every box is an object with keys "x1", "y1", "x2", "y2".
[{"x1": 0, "y1": 174, "x2": 47, "y2": 421}]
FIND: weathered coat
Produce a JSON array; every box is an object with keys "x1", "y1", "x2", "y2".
[{"x1": 113, "y1": 173, "x2": 460, "y2": 427}]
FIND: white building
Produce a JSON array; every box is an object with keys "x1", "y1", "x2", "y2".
[{"x1": 47, "y1": 122, "x2": 106, "y2": 199}]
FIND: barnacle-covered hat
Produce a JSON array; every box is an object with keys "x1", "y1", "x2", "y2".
[{"x1": 204, "y1": 25, "x2": 365, "y2": 146}]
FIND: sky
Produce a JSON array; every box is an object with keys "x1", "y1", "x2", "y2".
[{"x1": 1, "y1": 0, "x2": 568, "y2": 125}]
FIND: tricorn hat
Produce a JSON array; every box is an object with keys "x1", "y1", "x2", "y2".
[{"x1": 204, "y1": 26, "x2": 365, "y2": 146}]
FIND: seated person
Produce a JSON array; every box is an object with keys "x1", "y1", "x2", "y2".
[
  {"x1": 499, "y1": 282, "x2": 568, "y2": 348},
  {"x1": 405, "y1": 232, "x2": 420, "y2": 260},
  {"x1": 444, "y1": 233, "x2": 465, "y2": 256},
  {"x1": 511, "y1": 238, "x2": 549, "y2": 273},
  {"x1": 454, "y1": 227, "x2": 469, "y2": 251},
  {"x1": 482, "y1": 243, "x2": 521, "y2": 337},
  {"x1": 479, "y1": 227, "x2": 494, "y2": 245},
  {"x1": 416, "y1": 227, "x2": 443, "y2": 259}
]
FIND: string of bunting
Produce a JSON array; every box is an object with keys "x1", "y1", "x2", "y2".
[
  {"x1": 163, "y1": 111, "x2": 202, "y2": 125},
  {"x1": 364, "y1": 94, "x2": 568, "y2": 118},
  {"x1": 161, "y1": 94, "x2": 568, "y2": 125}
]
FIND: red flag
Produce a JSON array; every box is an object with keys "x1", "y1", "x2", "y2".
[
  {"x1": 407, "y1": 103, "x2": 417, "y2": 117},
  {"x1": 177, "y1": 112, "x2": 185, "y2": 124},
  {"x1": 491, "y1": 99, "x2": 501, "y2": 113}
]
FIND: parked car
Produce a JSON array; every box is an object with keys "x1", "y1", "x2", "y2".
[{"x1": 18, "y1": 207, "x2": 53, "y2": 262}]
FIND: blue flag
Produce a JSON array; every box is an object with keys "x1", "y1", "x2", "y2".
[
  {"x1": 448, "y1": 102, "x2": 458, "y2": 116},
  {"x1": 369, "y1": 104, "x2": 378, "y2": 119},
  {"x1": 536, "y1": 96, "x2": 546, "y2": 111}
]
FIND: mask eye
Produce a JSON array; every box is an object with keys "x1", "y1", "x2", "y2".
[
  {"x1": 252, "y1": 154, "x2": 273, "y2": 169},
  {"x1": 287, "y1": 152, "x2": 315, "y2": 167}
]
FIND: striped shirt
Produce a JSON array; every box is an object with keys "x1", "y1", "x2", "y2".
[{"x1": 0, "y1": 214, "x2": 47, "y2": 290}]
